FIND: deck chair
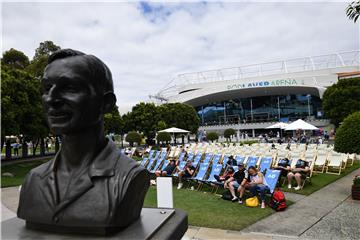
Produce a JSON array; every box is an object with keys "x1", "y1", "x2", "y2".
[
  {"x1": 258, "y1": 156, "x2": 273, "y2": 173},
  {"x1": 203, "y1": 153, "x2": 213, "y2": 164},
  {"x1": 222, "y1": 155, "x2": 229, "y2": 169},
  {"x1": 150, "y1": 151, "x2": 160, "y2": 161},
  {"x1": 187, "y1": 152, "x2": 195, "y2": 162},
  {"x1": 150, "y1": 154, "x2": 166, "y2": 173},
  {"x1": 173, "y1": 161, "x2": 187, "y2": 177},
  {"x1": 300, "y1": 161, "x2": 314, "y2": 189},
  {"x1": 347, "y1": 154, "x2": 356, "y2": 166},
  {"x1": 160, "y1": 160, "x2": 170, "y2": 171},
  {"x1": 211, "y1": 154, "x2": 222, "y2": 168},
  {"x1": 313, "y1": 152, "x2": 327, "y2": 173},
  {"x1": 235, "y1": 155, "x2": 245, "y2": 165},
  {"x1": 139, "y1": 157, "x2": 149, "y2": 168},
  {"x1": 148, "y1": 150, "x2": 155, "y2": 159},
  {"x1": 326, "y1": 153, "x2": 345, "y2": 175},
  {"x1": 178, "y1": 152, "x2": 186, "y2": 162},
  {"x1": 192, "y1": 153, "x2": 203, "y2": 168},
  {"x1": 204, "y1": 164, "x2": 224, "y2": 193},
  {"x1": 146, "y1": 158, "x2": 156, "y2": 171},
  {"x1": 191, "y1": 163, "x2": 210, "y2": 190},
  {"x1": 246, "y1": 156, "x2": 259, "y2": 169},
  {"x1": 264, "y1": 169, "x2": 281, "y2": 194}
]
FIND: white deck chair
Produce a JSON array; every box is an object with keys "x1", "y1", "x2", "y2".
[
  {"x1": 313, "y1": 152, "x2": 327, "y2": 173},
  {"x1": 326, "y1": 153, "x2": 345, "y2": 175}
]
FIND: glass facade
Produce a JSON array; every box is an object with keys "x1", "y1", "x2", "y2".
[{"x1": 196, "y1": 94, "x2": 323, "y2": 125}]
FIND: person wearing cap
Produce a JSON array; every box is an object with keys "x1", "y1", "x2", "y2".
[
  {"x1": 226, "y1": 155, "x2": 237, "y2": 167},
  {"x1": 227, "y1": 163, "x2": 248, "y2": 202}
]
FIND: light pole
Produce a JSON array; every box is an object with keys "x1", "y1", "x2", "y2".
[{"x1": 307, "y1": 94, "x2": 311, "y2": 117}]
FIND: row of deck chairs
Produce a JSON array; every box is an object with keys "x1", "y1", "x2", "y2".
[{"x1": 140, "y1": 149, "x2": 282, "y2": 194}]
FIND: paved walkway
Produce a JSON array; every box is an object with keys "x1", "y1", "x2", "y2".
[{"x1": 2, "y1": 168, "x2": 359, "y2": 239}]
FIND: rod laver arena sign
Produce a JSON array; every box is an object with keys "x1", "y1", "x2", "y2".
[{"x1": 227, "y1": 78, "x2": 298, "y2": 90}]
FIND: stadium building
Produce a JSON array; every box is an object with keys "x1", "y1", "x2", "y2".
[{"x1": 155, "y1": 51, "x2": 360, "y2": 137}]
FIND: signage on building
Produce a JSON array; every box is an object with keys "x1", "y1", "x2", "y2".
[{"x1": 227, "y1": 78, "x2": 298, "y2": 90}]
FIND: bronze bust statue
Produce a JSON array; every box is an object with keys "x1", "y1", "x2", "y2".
[{"x1": 17, "y1": 49, "x2": 150, "y2": 235}]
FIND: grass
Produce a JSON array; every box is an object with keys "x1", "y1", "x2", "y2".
[
  {"x1": 283, "y1": 160, "x2": 360, "y2": 195},
  {"x1": 143, "y1": 185, "x2": 284, "y2": 231},
  {"x1": 1, "y1": 159, "x2": 50, "y2": 187}
]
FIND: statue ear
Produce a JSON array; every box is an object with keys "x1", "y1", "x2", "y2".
[{"x1": 102, "y1": 92, "x2": 116, "y2": 113}]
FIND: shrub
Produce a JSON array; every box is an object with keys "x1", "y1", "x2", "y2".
[
  {"x1": 206, "y1": 132, "x2": 219, "y2": 142},
  {"x1": 224, "y1": 128, "x2": 236, "y2": 142},
  {"x1": 334, "y1": 111, "x2": 360, "y2": 154},
  {"x1": 157, "y1": 132, "x2": 171, "y2": 145},
  {"x1": 125, "y1": 131, "x2": 141, "y2": 147},
  {"x1": 354, "y1": 175, "x2": 360, "y2": 186}
]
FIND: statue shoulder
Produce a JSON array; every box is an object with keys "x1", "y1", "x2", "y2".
[{"x1": 26, "y1": 159, "x2": 54, "y2": 178}]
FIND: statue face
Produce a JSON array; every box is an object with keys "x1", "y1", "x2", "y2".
[{"x1": 42, "y1": 57, "x2": 103, "y2": 134}]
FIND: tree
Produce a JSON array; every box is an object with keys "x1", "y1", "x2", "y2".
[
  {"x1": 125, "y1": 131, "x2": 141, "y2": 147},
  {"x1": 224, "y1": 128, "x2": 236, "y2": 142},
  {"x1": 322, "y1": 77, "x2": 360, "y2": 127},
  {"x1": 27, "y1": 41, "x2": 61, "y2": 78},
  {"x1": 2, "y1": 48, "x2": 29, "y2": 69},
  {"x1": 104, "y1": 105, "x2": 124, "y2": 135},
  {"x1": 334, "y1": 111, "x2": 360, "y2": 154},
  {"x1": 156, "y1": 132, "x2": 171, "y2": 146},
  {"x1": 157, "y1": 103, "x2": 200, "y2": 134},
  {"x1": 1, "y1": 64, "x2": 48, "y2": 154},
  {"x1": 156, "y1": 120, "x2": 167, "y2": 131},
  {"x1": 123, "y1": 102, "x2": 159, "y2": 144},
  {"x1": 346, "y1": 1, "x2": 360, "y2": 23},
  {"x1": 206, "y1": 132, "x2": 219, "y2": 142}
]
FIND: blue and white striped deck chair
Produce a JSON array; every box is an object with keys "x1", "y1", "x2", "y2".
[
  {"x1": 192, "y1": 153, "x2": 202, "y2": 168},
  {"x1": 140, "y1": 157, "x2": 148, "y2": 168},
  {"x1": 187, "y1": 152, "x2": 195, "y2": 162},
  {"x1": 203, "y1": 153, "x2": 213, "y2": 164},
  {"x1": 259, "y1": 156, "x2": 273, "y2": 174},
  {"x1": 246, "y1": 156, "x2": 259, "y2": 169},
  {"x1": 161, "y1": 160, "x2": 170, "y2": 171},
  {"x1": 146, "y1": 158, "x2": 156, "y2": 171},
  {"x1": 264, "y1": 169, "x2": 281, "y2": 193},
  {"x1": 205, "y1": 164, "x2": 224, "y2": 193},
  {"x1": 211, "y1": 154, "x2": 222, "y2": 171},
  {"x1": 235, "y1": 155, "x2": 245, "y2": 165},
  {"x1": 173, "y1": 161, "x2": 186, "y2": 177},
  {"x1": 148, "y1": 150, "x2": 155, "y2": 159},
  {"x1": 222, "y1": 155, "x2": 229, "y2": 168},
  {"x1": 232, "y1": 166, "x2": 239, "y2": 172},
  {"x1": 151, "y1": 151, "x2": 160, "y2": 161},
  {"x1": 192, "y1": 163, "x2": 210, "y2": 190},
  {"x1": 150, "y1": 157, "x2": 165, "y2": 174},
  {"x1": 178, "y1": 152, "x2": 186, "y2": 162}
]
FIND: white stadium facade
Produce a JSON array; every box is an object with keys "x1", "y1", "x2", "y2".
[{"x1": 154, "y1": 51, "x2": 360, "y2": 137}]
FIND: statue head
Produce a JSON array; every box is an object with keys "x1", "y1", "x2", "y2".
[{"x1": 42, "y1": 49, "x2": 116, "y2": 134}]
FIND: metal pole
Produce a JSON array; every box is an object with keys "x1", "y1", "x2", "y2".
[
  {"x1": 223, "y1": 102, "x2": 227, "y2": 123},
  {"x1": 277, "y1": 96, "x2": 280, "y2": 120},
  {"x1": 307, "y1": 95, "x2": 311, "y2": 117},
  {"x1": 250, "y1": 98, "x2": 253, "y2": 121}
]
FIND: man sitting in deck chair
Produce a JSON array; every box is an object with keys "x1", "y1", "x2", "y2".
[
  {"x1": 155, "y1": 160, "x2": 176, "y2": 177},
  {"x1": 274, "y1": 158, "x2": 291, "y2": 178},
  {"x1": 227, "y1": 163, "x2": 248, "y2": 202},
  {"x1": 239, "y1": 166, "x2": 269, "y2": 208},
  {"x1": 177, "y1": 160, "x2": 196, "y2": 189},
  {"x1": 287, "y1": 159, "x2": 310, "y2": 191},
  {"x1": 226, "y1": 155, "x2": 237, "y2": 168}
]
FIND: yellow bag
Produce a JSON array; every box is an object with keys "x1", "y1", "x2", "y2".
[{"x1": 246, "y1": 196, "x2": 259, "y2": 207}]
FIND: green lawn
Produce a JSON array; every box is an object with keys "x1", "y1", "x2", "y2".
[
  {"x1": 1, "y1": 159, "x2": 50, "y2": 187},
  {"x1": 143, "y1": 186, "x2": 282, "y2": 231},
  {"x1": 283, "y1": 160, "x2": 360, "y2": 195}
]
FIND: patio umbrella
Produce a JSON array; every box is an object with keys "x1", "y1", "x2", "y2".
[
  {"x1": 159, "y1": 127, "x2": 190, "y2": 145},
  {"x1": 266, "y1": 122, "x2": 288, "y2": 138},
  {"x1": 285, "y1": 119, "x2": 319, "y2": 131}
]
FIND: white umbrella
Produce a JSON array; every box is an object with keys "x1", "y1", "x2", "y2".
[
  {"x1": 285, "y1": 119, "x2": 319, "y2": 131},
  {"x1": 266, "y1": 122, "x2": 289, "y2": 129},
  {"x1": 159, "y1": 127, "x2": 190, "y2": 145},
  {"x1": 159, "y1": 127, "x2": 190, "y2": 133}
]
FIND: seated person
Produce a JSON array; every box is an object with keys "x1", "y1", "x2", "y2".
[
  {"x1": 155, "y1": 160, "x2": 176, "y2": 177},
  {"x1": 238, "y1": 166, "x2": 269, "y2": 208},
  {"x1": 226, "y1": 155, "x2": 237, "y2": 167},
  {"x1": 227, "y1": 163, "x2": 248, "y2": 202},
  {"x1": 214, "y1": 166, "x2": 235, "y2": 183},
  {"x1": 274, "y1": 158, "x2": 291, "y2": 177},
  {"x1": 177, "y1": 160, "x2": 196, "y2": 189},
  {"x1": 287, "y1": 159, "x2": 310, "y2": 191}
]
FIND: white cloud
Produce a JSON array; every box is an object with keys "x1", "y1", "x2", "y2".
[{"x1": 2, "y1": 1, "x2": 359, "y2": 114}]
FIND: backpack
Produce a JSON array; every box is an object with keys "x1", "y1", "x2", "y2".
[
  {"x1": 269, "y1": 190, "x2": 287, "y2": 211},
  {"x1": 221, "y1": 190, "x2": 232, "y2": 201}
]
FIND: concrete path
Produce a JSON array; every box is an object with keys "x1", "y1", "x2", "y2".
[{"x1": 242, "y1": 168, "x2": 360, "y2": 239}]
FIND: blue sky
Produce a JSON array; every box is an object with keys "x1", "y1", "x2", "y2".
[{"x1": 2, "y1": 1, "x2": 359, "y2": 113}]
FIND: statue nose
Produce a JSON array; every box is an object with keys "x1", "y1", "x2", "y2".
[{"x1": 44, "y1": 87, "x2": 64, "y2": 108}]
